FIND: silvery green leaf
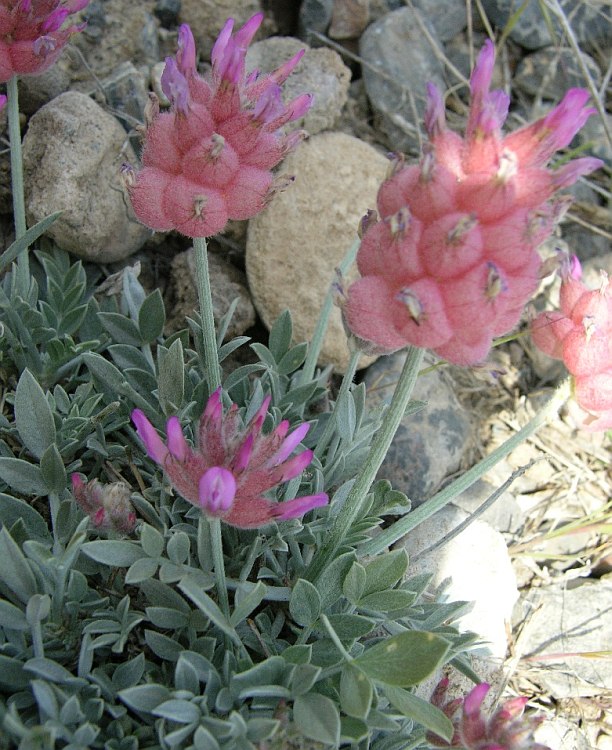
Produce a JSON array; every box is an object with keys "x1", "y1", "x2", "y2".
[
  {"x1": 139, "y1": 578, "x2": 193, "y2": 613},
  {"x1": 335, "y1": 390, "x2": 356, "y2": 441},
  {"x1": 293, "y1": 693, "x2": 340, "y2": 745},
  {"x1": 73, "y1": 724, "x2": 100, "y2": 746},
  {"x1": 138, "y1": 289, "x2": 165, "y2": 343},
  {"x1": 268, "y1": 310, "x2": 293, "y2": 362},
  {"x1": 178, "y1": 575, "x2": 240, "y2": 644},
  {"x1": 218, "y1": 336, "x2": 250, "y2": 363},
  {"x1": 246, "y1": 718, "x2": 281, "y2": 743},
  {"x1": 112, "y1": 653, "x2": 145, "y2": 692},
  {"x1": 289, "y1": 579, "x2": 321, "y2": 627},
  {"x1": 0, "y1": 599, "x2": 28, "y2": 631},
  {"x1": 26, "y1": 594, "x2": 51, "y2": 626},
  {"x1": 193, "y1": 726, "x2": 220, "y2": 750},
  {"x1": 125, "y1": 557, "x2": 159, "y2": 584},
  {"x1": 152, "y1": 698, "x2": 201, "y2": 724},
  {"x1": 317, "y1": 550, "x2": 356, "y2": 610},
  {"x1": 0, "y1": 454, "x2": 45, "y2": 504},
  {"x1": 0, "y1": 493, "x2": 50, "y2": 542},
  {"x1": 146, "y1": 606, "x2": 189, "y2": 630},
  {"x1": 384, "y1": 685, "x2": 454, "y2": 741},
  {"x1": 0, "y1": 527, "x2": 38, "y2": 604},
  {"x1": 98, "y1": 312, "x2": 142, "y2": 346},
  {"x1": 40, "y1": 443, "x2": 66, "y2": 493},
  {"x1": 223, "y1": 363, "x2": 265, "y2": 391},
  {"x1": 119, "y1": 684, "x2": 171, "y2": 714},
  {"x1": 0, "y1": 212, "x2": 61, "y2": 273},
  {"x1": 14, "y1": 369, "x2": 56, "y2": 459},
  {"x1": 357, "y1": 590, "x2": 415, "y2": 613},
  {"x1": 83, "y1": 352, "x2": 126, "y2": 392},
  {"x1": 277, "y1": 343, "x2": 308, "y2": 375},
  {"x1": 109, "y1": 344, "x2": 154, "y2": 372},
  {"x1": 32, "y1": 679, "x2": 59, "y2": 719},
  {"x1": 353, "y1": 631, "x2": 450, "y2": 686},
  {"x1": 281, "y1": 644, "x2": 312, "y2": 665},
  {"x1": 289, "y1": 663, "x2": 321, "y2": 696},
  {"x1": 81, "y1": 540, "x2": 146, "y2": 567},
  {"x1": 0, "y1": 654, "x2": 29, "y2": 689},
  {"x1": 230, "y1": 581, "x2": 267, "y2": 627},
  {"x1": 341, "y1": 716, "x2": 369, "y2": 743},
  {"x1": 59, "y1": 695, "x2": 85, "y2": 725},
  {"x1": 140, "y1": 524, "x2": 165, "y2": 558},
  {"x1": 340, "y1": 664, "x2": 373, "y2": 719},
  {"x1": 250, "y1": 343, "x2": 276, "y2": 368},
  {"x1": 25, "y1": 657, "x2": 79, "y2": 685},
  {"x1": 362, "y1": 549, "x2": 409, "y2": 597},
  {"x1": 167, "y1": 531, "x2": 190, "y2": 565},
  {"x1": 323, "y1": 614, "x2": 376, "y2": 641},
  {"x1": 343, "y1": 561, "x2": 366, "y2": 603},
  {"x1": 231, "y1": 657, "x2": 287, "y2": 698},
  {"x1": 157, "y1": 338, "x2": 185, "y2": 414}
]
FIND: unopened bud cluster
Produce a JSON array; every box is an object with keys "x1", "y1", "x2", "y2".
[
  {"x1": 126, "y1": 14, "x2": 312, "y2": 238},
  {"x1": 344, "y1": 41, "x2": 601, "y2": 366}
]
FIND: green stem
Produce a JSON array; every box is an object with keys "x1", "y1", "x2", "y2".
[
  {"x1": 7, "y1": 75, "x2": 29, "y2": 288},
  {"x1": 300, "y1": 237, "x2": 360, "y2": 386},
  {"x1": 192, "y1": 236, "x2": 221, "y2": 391},
  {"x1": 209, "y1": 517, "x2": 230, "y2": 618},
  {"x1": 359, "y1": 379, "x2": 571, "y2": 557},
  {"x1": 315, "y1": 348, "x2": 360, "y2": 463},
  {"x1": 306, "y1": 346, "x2": 424, "y2": 581},
  {"x1": 192, "y1": 236, "x2": 228, "y2": 615}
]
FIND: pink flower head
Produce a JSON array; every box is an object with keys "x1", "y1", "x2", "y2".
[
  {"x1": 127, "y1": 16, "x2": 313, "y2": 239},
  {"x1": 0, "y1": 93, "x2": 6, "y2": 111},
  {"x1": 0, "y1": 0, "x2": 89, "y2": 82},
  {"x1": 71, "y1": 473, "x2": 137, "y2": 534},
  {"x1": 131, "y1": 388, "x2": 328, "y2": 529},
  {"x1": 531, "y1": 256, "x2": 612, "y2": 431},
  {"x1": 344, "y1": 41, "x2": 602, "y2": 366},
  {"x1": 427, "y1": 679, "x2": 550, "y2": 750}
]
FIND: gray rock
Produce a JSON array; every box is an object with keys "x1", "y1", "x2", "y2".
[
  {"x1": 363, "y1": 352, "x2": 472, "y2": 504},
  {"x1": 515, "y1": 580, "x2": 612, "y2": 697},
  {"x1": 22, "y1": 92, "x2": 149, "y2": 262},
  {"x1": 179, "y1": 0, "x2": 262, "y2": 61},
  {"x1": 72, "y1": 0, "x2": 159, "y2": 83},
  {"x1": 329, "y1": 0, "x2": 370, "y2": 40},
  {"x1": 17, "y1": 60, "x2": 71, "y2": 116},
  {"x1": 514, "y1": 48, "x2": 602, "y2": 101},
  {"x1": 298, "y1": 0, "x2": 334, "y2": 44},
  {"x1": 154, "y1": 0, "x2": 181, "y2": 27},
  {"x1": 246, "y1": 37, "x2": 351, "y2": 135},
  {"x1": 166, "y1": 248, "x2": 255, "y2": 338},
  {"x1": 409, "y1": 0, "x2": 467, "y2": 42},
  {"x1": 369, "y1": 0, "x2": 407, "y2": 22},
  {"x1": 480, "y1": 0, "x2": 612, "y2": 50},
  {"x1": 246, "y1": 132, "x2": 387, "y2": 373},
  {"x1": 397, "y1": 507, "x2": 518, "y2": 658},
  {"x1": 359, "y1": 7, "x2": 446, "y2": 153},
  {"x1": 577, "y1": 111, "x2": 612, "y2": 166},
  {"x1": 451, "y1": 478, "x2": 523, "y2": 534},
  {"x1": 99, "y1": 62, "x2": 149, "y2": 132},
  {"x1": 535, "y1": 717, "x2": 591, "y2": 750}
]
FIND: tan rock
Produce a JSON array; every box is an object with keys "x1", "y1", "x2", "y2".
[
  {"x1": 179, "y1": 0, "x2": 262, "y2": 61},
  {"x1": 246, "y1": 132, "x2": 388, "y2": 372}
]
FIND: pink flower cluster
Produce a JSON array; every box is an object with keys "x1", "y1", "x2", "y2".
[
  {"x1": 71, "y1": 474, "x2": 137, "y2": 534},
  {"x1": 0, "y1": 0, "x2": 88, "y2": 82},
  {"x1": 428, "y1": 679, "x2": 550, "y2": 750},
  {"x1": 132, "y1": 388, "x2": 328, "y2": 529},
  {"x1": 344, "y1": 40, "x2": 602, "y2": 366},
  {"x1": 126, "y1": 14, "x2": 312, "y2": 239},
  {"x1": 531, "y1": 256, "x2": 612, "y2": 431}
]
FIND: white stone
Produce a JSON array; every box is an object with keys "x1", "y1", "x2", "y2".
[{"x1": 397, "y1": 506, "x2": 518, "y2": 658}]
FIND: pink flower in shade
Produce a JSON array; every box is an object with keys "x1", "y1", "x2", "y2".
[
  {"x1": 131, "y1": 388, "x2": 328, "y2": 529},
  {"x1": 427, "y1": 679, "x2": 551, "y2": 750},
  {"x1": 343, "y1": 40, "x2": 603, "y2": 366},
  {"x1": 71, "y1": 474, "x2": 137, "y2": 535},
  {"x1": 0, "y1": 0, "x2": 89, "y2": 82},
  {"x1": 0, "y1": 93, "x2": 6, "y2": 110},
  {"x1": 126, "y1": 15, "x2": 312, "y2": 239},
  {"x1": 531, "y1": 255, "x2": 612, "y2": 432}
]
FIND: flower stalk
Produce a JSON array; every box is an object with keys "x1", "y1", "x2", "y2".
[
  {"x1": 192, "y1": 235, "x2": 221, "y2": 392},
  {"x1": 7, "y1": 75, "x2": 29, "y2": 288}
]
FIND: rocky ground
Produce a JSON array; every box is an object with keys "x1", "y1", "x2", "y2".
[{"x1": 1, "y1": 0, "x2": 610, "y2": 747}]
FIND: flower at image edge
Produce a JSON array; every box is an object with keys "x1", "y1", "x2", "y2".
[
  {"x1": 531, "y1": 256, "x2": 612, "y2": 432},
  {"x1": 131, "y1": 388, "x2": 328, "y2": 529},
  {"x1": 126, "y1": 15, "x2": 313, "y2": 238},
  {"x1": 344, "y1": 40, "x2": 603, "y2": 366},
  {"x1": 0, "y1": 0, "x2": 89, "y2": 82}
]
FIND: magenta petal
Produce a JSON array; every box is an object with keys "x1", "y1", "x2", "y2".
[
  {"x1": 274, "y1": 493, "x2": 329, "y2": 521},
  {"x1": 463, "y1": 683, "x2": 490, "y2": 715},
  {"x1": 161, "y1": 57, "x2": 190, "y2": 114},
  {"x1": 177, "y1": 24, "x2": 196, "y2": 76},
  {"x1": 267, "y1": 422, "x2": 310, "y2": 467},
  {"x1": 424, "y1": 82, "x2": 445, "y2": 137},
  {"x1": 199, "y1": 467, "x2": 236, "y2": 513},
  {"x1": 166, "y1": 416, "x2": 188, "y2": 461},
  {"x1": 132, "y1": 409, "x2": 169, "y2": 464},
  {"x1": 234, "y1": 434, "x2": 254, "y2": 473},
  {"x1": 278, "y1": 449, "x2": 313, "y2": 481},
  {"x1": 211, "y1": 18, "x2": 234, "y2": 68}
]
